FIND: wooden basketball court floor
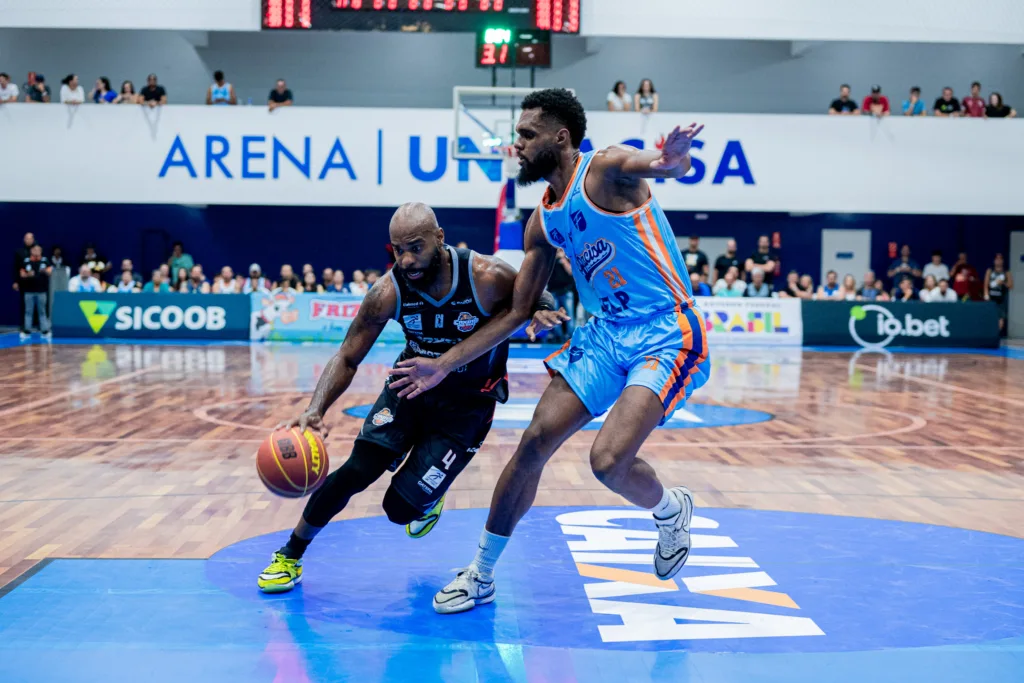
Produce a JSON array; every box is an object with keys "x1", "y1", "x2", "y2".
[{"x1": 0, "y1": 335, "x2": 1021, "y2": 682}]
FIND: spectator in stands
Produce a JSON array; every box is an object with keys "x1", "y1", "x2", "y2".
[
  {"x1": 115, "y1": 270, "x2": 139, "y2": 293},
  {"x1": 921, "y1": 251, "x2": 948, "y2": 283},
  {"x1": 366, "y1": 270, "x2": 381, "y2": 287},
  {"x1": 174, "y1": 267, "x2": 189, "y2": 290},
  {"x1": 712, "y1": 239, "x2": 741, "y2": 284},
  {"x1": 887, "y1": 245, "x2": 921, "y2": 287},
  {"x1": 19, "y1": 244, "x2": 52, "y2": 340},
  {"x1": 140, "y1": 73, "x2": 168, "y2": 108},
  {"x1": 348, "y1": 269, "x2": 369, "y2": 295},
  {"x1": 902, "y1": 87, "x2": 926, "y2": 117},
  {"x1": 745, "y1": 235, "x2": 779, "y2": 286},
  {"x1": 212, "y1": 266, "x2": 239, "y2": 293},
  {"x1": 816, "y1": 270, "x2": 843, "y2": 300},
  {"x1": 60, "y1": 74, "x2": 85, "y2": 104},
  {"x1": 48, "y1": 246, "x2": 71, "y2": 314},
  {"x1": 23, "y1": 74, "x2": 51, "y2": 103},
  {"x1": 302, "y1": 263, "x2": 314, "y2": 278},
  {"x1": 90, "y1": 77, "x2": 116, "y2": 104},
  {"x1": 243, "y1": 264, "x2": 271, "y2": 294},
  {"x1": 962, "y1": 82, "x2": 986, "y2": 119},
  {"x1": 682, "y1": 235, "x2": 708, "y2": 278},
  {"x1": 745, "y1": 268, "x2": 772, "y2": 298},
  {"x1": 12, "y1": 232, "x2": 35, "y2": 296},
  {"x1": 547, "y1": 249, "x2": 576, "y2": 342},
  {"x1": 607, "y1": 81, "x2": 631, "y2": 112},
  {"x1": 159, "y1": 263, "x2": 170, "y2": 282},
  {"x1": 828, "y1": 84, "x2": 859, "y2": 115},
  {"x1": 950, "y1": 252, "x2": 980, "y2": 300},
  {"x1": 690, "y1": 271, "x2": 712, "y2": 297},
  {"x1": 142, "y1": 269, "x2": 171, "y2": 293},
  {"x1": 278, "y1": 264, "x2": 301, "y2": 291},
  {"x1": 984, "y1": 253, "x2": 1013, "y2": 334},
  {"x1": 713, "y1": 266, "x2": 747, "y2": 297},
  {"x1": 0, "y1": 72, "x2": 19, "y2": 103},
  {"x1": 115, "y1": 259, "x2": 143, "y2": 288},
  {"x1": 634, "y1": 79, "x2": 658, "y2": 114},
  {"x1": 168, "y1": 242, "x2": 194, "y2": 286},
  {"x1": 857, "y1": 271, "x2": 888, "y2": 301},
  {"x1": 68, "y1": 263, "x2": 102, "y2": 292},
  {"x1": 81, "y1": 244, "x2": 110, "y2": 279},
  {"x1": 114, "y1": 80, "x2": 137, "y2": 105},
  {"x1": 181, "y1": 264, "x2": 210, "y2": 294},
  {"x1": 778, "y1": 270, "x2": 807, "y2": 298},
  {"x1": 986, "y1": 92, "x2": 1016, "y2": 119},
  {"x1": 933, "y1": 279, "x2": 957, "y2": 302},
  {"x1": 934, "y1": 87, "x2": 961, "y2": 117},
  {"x1": 919, "y1": 275, "x2": 939, "y2": 301},
  {"x1": 303, "y1": 270, "x2": 324, "y2": 294},
  {"x1": 862, "y1": 85, "x2": 890, "y2": 117},
  {"x1": 327, "y1": 270, "x2": 347, "y2": 293},
  {"x1": 268, "y1": 79, "x2": 293, "y2": 111},
  {"x1": 321, "y1": 268, "x2": 334, "y2": 290},
  {"x1": 841, "y1": 274, "x2": 859, "y2": 300},
  {"x1": 207, "y1": 70, "x2": 236, "y2": 106},
  {"x1": 893, "y1": 278, "x2": 918, "y2": 302}
]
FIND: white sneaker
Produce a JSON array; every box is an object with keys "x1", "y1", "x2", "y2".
[
  {"x1": 19, "y1": 332, "x2": 29, "y2": 341},
  {"x1": 653, "y1": 486, "x2": 694, "y2": 580},
  {"x1": 42, "y1": 332, "x2": 52, "y2": 342},
  {"x1": 432, "y1": 567, "x2": 495, "y2": 614}
]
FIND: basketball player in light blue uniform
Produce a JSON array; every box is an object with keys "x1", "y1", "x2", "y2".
[{"x1": 388, "y1": 89, "x2": 709, "y2": 614}]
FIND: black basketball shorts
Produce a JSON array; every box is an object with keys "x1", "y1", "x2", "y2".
[{"x1": 355, "y1": 383, "x2": 495, "y2": 512}]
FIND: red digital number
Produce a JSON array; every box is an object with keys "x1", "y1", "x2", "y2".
[
  {"x1": 481, "y1": 43, "x2": 497, "y2": 65},
  {"x1": 424, "y1": 0, "x2": 433, "y2": 8},
  {"x1": 408, "y1": 0, "x2": 419, "y2": 7},
  {"x1": 299, "y1": 0, "x2": 311, "y2": 27},
  {"x1": 567, "y1": 0, "x2": 579, "y2": 32},
  {"x1": 374, "y1": 0, "x2": 384, "y2": 8},
  {"x1": 265, "y1": 0, "x2": 284, "y2": 28},
  {"x1": 458, "y1": 0, "x2": 468, "y2": 10},
  {"x1": 551, "y1": 0, "x2": 563, "y2": 31},
  {"x1": 535, "y1": 0, "x2": 550, "y2": 29},
  {"x1": 498, "y1": 43, "x2": 509, "y2": 64},
  {"x1": 388, "y1": 0, "x2": 398, "y2": 8},
  {"x1": 478, "y1": 0, "x2": 490, "y2": 10},
  {"x1": 495, "y1": 0, "x2": 504, "y2": 9}
]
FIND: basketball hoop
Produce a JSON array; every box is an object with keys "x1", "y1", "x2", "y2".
[{"x1": 499, "y1": 146, "x2": 519, "y2": 181}]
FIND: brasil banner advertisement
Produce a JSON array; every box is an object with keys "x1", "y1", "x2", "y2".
[
  {"x1": 250, "y1": 292, "x2": 405, "y2": 343},
  {"x1": 694, "y1": 296, "x2": 803, "y2": 346},
  {"x1": 801, "y1": 300, "x2": 1000, "y2": 349},
  {"x1": 52, "y1": 292, "x2": 250, "y2": 340}
]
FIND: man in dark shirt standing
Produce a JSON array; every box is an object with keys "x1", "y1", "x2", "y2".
[
  {"x1": 828, "y1": 84, "x2": 859, "y2": 115},
  {"x1": 140, "y1": 73, "x2": 168, "y2": 108},
  {"x1": 20, "y1": 244, "x2": 52, "y2": 340},
  {"x1": 681, "y1": 235, "x2": 708, "y2": 278},
  {"x1": 546, "y1": 248, "x2": 576, "y2": 343},
  {"x1": 745, "y1": 235, "x2": 779, "y2": 286},
  {"x1": 934, "y1": 87, "x2": 961, "y2": 117},
  {"x1": 712, "y1": 239, "x2": 741, "y2": 284},
  {"x1": 268, "y1": 79, "x2": 293, "y2": 112}
]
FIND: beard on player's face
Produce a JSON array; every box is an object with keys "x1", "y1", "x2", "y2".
[
  {"x1": 398, "y1": 242, "x2": 445, "y2": 288},
  {"x1": 517, "y1": 144, "x2": 561, "y2": 186}
]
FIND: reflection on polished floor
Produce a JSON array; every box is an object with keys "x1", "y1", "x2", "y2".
[{"x1": 0, "y1": 340, "x2": 1021, "y2": 682}]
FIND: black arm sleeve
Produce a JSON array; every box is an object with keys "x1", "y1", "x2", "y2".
[{"x1": 534, "y1": 289, "x2": 557, "y2": 312}]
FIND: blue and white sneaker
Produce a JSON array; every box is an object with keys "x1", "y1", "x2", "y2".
[
  {"x1": 432, "y1": 567, "x2": 495, "y2": 614},
  {"x1": 653, "y1": 486, "x2": 694, "y2": 580}
]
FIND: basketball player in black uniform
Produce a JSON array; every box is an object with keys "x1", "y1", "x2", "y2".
[{"x1": 257, "y1": 202, "x2": 556, "y2": 592}]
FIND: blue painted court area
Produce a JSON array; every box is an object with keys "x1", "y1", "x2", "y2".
[{"x1": 1, "y1": 508, "x2": 1022, "y2": 683}]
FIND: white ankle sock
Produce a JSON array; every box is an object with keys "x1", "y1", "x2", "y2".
[
  {"x1": 469, "y1": 529, "x2": 509, "y2": 581},
  {"x1": 650, "y1": 487, "x2": 682, "y2": 519}
]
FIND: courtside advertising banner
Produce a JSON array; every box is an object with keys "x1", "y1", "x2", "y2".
[
  {"x1": 2, "y1": 105, "x2": 1022, "y2": 215},
  {"x1": 250, "y1": 292, "x2": 405, "y2": 343},
  {"x1": 695, "y1": 296, "x2": 803, "y2": 346},
  {"x1": 801, "y1": 301, "x2": 1001, "y2": 348},
  {"x1": 52, "y1": 292, "x2": 250, "y2": 340}
]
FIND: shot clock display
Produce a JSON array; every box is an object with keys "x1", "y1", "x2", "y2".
[
  {"x1": 476, "y1": 28, "x2": 551, "y2": 68},
  {"x1": 262, "y1": 0, "x2": 579, "y2": 33}
]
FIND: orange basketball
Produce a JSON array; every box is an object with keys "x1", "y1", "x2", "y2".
[{"x1": 256, "y1": 428, "x2": 329, "y2": 498}]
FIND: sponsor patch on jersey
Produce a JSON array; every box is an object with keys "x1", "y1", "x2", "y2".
[
  {"x1": 453, "y1": 298, "x2": 474, "y2": 306},
  {"x1": 548, "y1": 227, "x2": 565, "y2": 245},
  {"x1": 372, "y1": 408, "x2": 395, "y2": 426},
  {"x1": 570, "y1": 209, "x2": 587, "y2": 233},
  {"x1": 569, "y1": 347, "x2": 584, "y2": 363},
  {"x1": 402, "y1": 314, "x2": 422, "y2": 331},
  {"x1": 454, "y1": 312, "x2": 479, "y2": 333},
  {"x1": 420, "y1": 466, "x2": 447, "y2": 491},
  {"x1": 575, "y1": 238, "x2": 616, "y2": 283}
]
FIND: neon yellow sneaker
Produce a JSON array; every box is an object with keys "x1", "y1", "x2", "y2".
[
  {"x1": 257, "y1": 552, "x2": 303, "y2": 593},
  {"x1": 406, "y1": 495, "x2": 446, "y2": 539}
]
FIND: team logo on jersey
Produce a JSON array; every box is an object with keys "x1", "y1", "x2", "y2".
[
  {"x1": 570, "y1": 209, "x2": 587, "y2": 233},
  {"x1": 575, "y1": 238, "x2": 617, "y2": 283},
  {"x1": 372, "y1": 408, "x2": 395, "y2": 426},
  {"x1": 402, "y1": 314, "x2": 422, "y2": 331},
  {"x1": 454, "y1": 312, "x2": 479, "y2": 333},
  {"x1": 569, "y1": 347, "x2": 584, "y2": 363},
  {"x1": 549, "y1": 227, "x2": 566, "y2": 245}
]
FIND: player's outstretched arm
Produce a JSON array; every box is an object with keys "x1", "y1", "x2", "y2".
[
  {"x1": 388, "y1": 212, "x2": 557, "y2": 399},
  {"x1": 278, "y1": 276, "x2": 396, "y2": 437},
  {"x1": 593, "y1": 123, "x2": 704, "y2": 180}
]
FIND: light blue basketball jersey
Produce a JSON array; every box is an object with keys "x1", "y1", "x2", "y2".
[
  {"x1": 211, "y1": 82, "x2": 232, "y2": 104},
  {"x1": 537, "y1": 151, "x2": 695, "y2": 322}
]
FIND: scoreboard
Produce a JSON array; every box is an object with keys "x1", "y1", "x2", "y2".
[
  {"x1": 476, "y1": 28, "x2": 550, "y2": 68},
  {"x1": 262, "y1": 0, "x2": 580, "y2": 33}
]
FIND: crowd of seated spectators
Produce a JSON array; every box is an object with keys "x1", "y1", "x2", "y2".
[{"x1": 828, "y1": 81, "x2": 1016, "y2": 118}]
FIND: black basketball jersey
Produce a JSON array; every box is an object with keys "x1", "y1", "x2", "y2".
[{"x1": 389, "y1": 245, "x2": 509, "y2": 403}]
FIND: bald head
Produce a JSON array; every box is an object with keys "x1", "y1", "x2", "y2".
[
  {"x1": 389, "y1": 202, "x2": 440, "y2": 242},
  {"x1": 390, "y1": 202, "x2": 446, "y2": 287}
]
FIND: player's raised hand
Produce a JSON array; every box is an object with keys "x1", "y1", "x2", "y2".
[
  {"x1": 276, "y1": 409, "x2": 330, "y2": 439},
  {"x1": 388, "y1": 356, "x2": 450, "y2": 400},
  {"x1": 651, "y1": 123, "x2": 704, "y2": 173},
  {"x1": 525, "y1": 308, "x2": 571, "y2": 342}
]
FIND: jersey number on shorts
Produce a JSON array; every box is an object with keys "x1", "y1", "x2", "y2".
[{"x1": 442, "y1": 449, "x2": 457, "y2": 471}]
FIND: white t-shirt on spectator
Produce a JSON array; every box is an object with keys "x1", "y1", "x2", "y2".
[
  {"x1": 712, "y1": 279, "x2": 746, "y2": 297},
  {"x1": 922, "y1": 263, "x2": 949, "y2": 283},
  {"x1": 606, "y1": 92, "x2": 630, "y2": 111},
  {"x1": 0, "y1": 83, "x2": 19, "y2": 102},
  {"x1": 68, "y1": 275, "x2": 102, "y2": 292},
  {"x1": 348, "y1": 282, "x2": 369, "y2": 296},
  {"x1": 60, "y1": 85, "x2": 86, "y2": 103},
  {"x1": 926, "y1": 288, "x2": 958, "y2": 302}
]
